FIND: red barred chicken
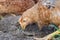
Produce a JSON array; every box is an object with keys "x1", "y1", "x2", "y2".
[
  {"x1": 19, "y1": 0, "x2": 60, "y2": 30},
  {"x1": 0, "y1": 0, "x2": 35, "y2": 15}
]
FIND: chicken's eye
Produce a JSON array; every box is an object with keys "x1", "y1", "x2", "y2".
[
  {"x1": 23, "y1": 19, "x2": 27, "y2": 22},
  {"x1": 23, "y1": 20, "x2": 26, "y2": 22}
]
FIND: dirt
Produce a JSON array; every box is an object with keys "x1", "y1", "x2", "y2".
[{"x1": 0, "y1": 15, "x2": 57, "y2": 40}]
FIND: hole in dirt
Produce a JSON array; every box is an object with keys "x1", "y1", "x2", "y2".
[
  {"x1": 23, "y1": 23, "x2": 57, "y2": 37},
  {"x1": 25, "y1": 23, "x2": 40, "y2": 32}
]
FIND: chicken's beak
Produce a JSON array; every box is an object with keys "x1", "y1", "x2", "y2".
[{"x1": 20, "y1": 24, "x2": 26, "y2": 30}]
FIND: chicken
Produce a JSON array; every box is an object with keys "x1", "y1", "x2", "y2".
[
  {"x1": 0, "y1": 0, "x2": 35, "y2": 15},
  {"x1": 18, "y1": 0, "x2": 60, "y2": 30}
]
